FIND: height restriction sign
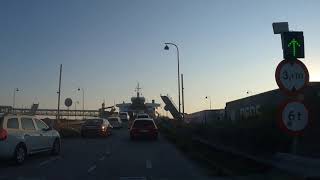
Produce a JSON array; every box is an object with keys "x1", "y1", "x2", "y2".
[{"x1": 275, "y1": 59, "x2": 309, "y2": 96}]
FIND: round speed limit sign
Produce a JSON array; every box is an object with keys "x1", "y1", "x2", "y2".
[{"x1": 278, "y1": 100, "x2": 309, "y2": 136}]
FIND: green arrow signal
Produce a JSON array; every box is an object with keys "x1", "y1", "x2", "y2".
[{"x1": 288, "y1": 38, "x2": 301, "y2": 57}]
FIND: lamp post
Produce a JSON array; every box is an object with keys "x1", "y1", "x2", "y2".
[
  {"x1": 75, "y1": 101, "x2": 79, "y2": 120},
  {"x1": 246, "y1": 90, "x2": 253, "y2": 97},
  {"x1": 77, "y1": 88, "x2": 85, "y2": 118},
  {"x1": 164, "y1": 42, "x2": 181, "y2": 118},
  {"x1": 13, "y1": 88, "x2": 21, "y2": 113},
  {"x1": 205, "y1": 96, "x2": 211, "y2": 110}
]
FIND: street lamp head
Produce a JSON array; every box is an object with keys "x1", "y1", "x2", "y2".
[{"x1": 164, "y1": 45, "x2": 169, "y2": 50}]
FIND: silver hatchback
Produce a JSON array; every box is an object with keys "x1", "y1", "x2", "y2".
[{"x1": 0, "y1": 114, "x2": 61, "y2": 164}]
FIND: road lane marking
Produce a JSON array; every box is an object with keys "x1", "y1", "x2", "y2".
[
  {"x1": 17, "y1": 177, "x2": 46, "y2": 180},
  {"x1": 119, "y1": 177, "x2": 147, "y2": 180},
  {"x1": 39, "y1": 156, "x2": 60, "y2": 166},
  {"x1": 87, "y1": 165, "x2": 96, "y2": 173},
  {"x1": 146, "y1": 160, "x2": 152, "y2": 169},
  {"x1": 99, "y1": 156, "x2": 106, "y2": 161}
]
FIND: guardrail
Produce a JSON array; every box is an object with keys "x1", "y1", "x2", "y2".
[{"x1": 191, "y1": 136, "x2": 320, "y2": 179}]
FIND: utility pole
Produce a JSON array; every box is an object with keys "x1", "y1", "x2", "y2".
[{"x1": 56, "y1": 64, "x2": 62, "y2": 128}]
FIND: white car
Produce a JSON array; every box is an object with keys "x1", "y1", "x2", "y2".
[
  {"x1": 119, "y1": 112, "x2": 129, "y2": 121},
  {"x1": 108, "y1": 117, "x2": 122, "y2": 129},
  {"x1": 0, "y1": 114, "x2": 61, "y2": 164}
]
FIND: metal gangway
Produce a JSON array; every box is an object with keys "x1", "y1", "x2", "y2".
[{"x1": 160, "y1": 95, "x2": 182, "y2": 120}]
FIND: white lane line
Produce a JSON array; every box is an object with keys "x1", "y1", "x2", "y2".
[
  {"x1": 119, "y1": 177, "x2": 147, "y2": 180},
  {"x1": 146, "y1": 160, "x2": 152, "y2": 169},
  {"x1": 87, "y1": 165, "x2": 97, "y2": 173},
  {"x1": 17, "y1": 177, "x2": 46, "y2": 180},
  {"x1": 99, "y1": 156, "x2": 106, "y2": 161},
  {"x1": 39, "y1": 156, "x2": 60, "y2": 166}
]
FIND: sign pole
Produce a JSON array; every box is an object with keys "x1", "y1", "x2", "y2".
[
  {"x1": 292, "y1": 136, "x2": 299, "y2": 154},
  {"x1": 67, "y1": 107, "x2": 69, "y2": 128},
  {"x1": 273, "y1": 23, "x2": 308, "y2": 155}
]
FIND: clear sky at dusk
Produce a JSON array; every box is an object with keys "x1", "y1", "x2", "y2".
[{"x1": 1, "y1": 0, "x2": 320, "y2": 113}]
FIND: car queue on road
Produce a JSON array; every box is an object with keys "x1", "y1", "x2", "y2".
[{"x1": 0, "y1": 112, "x2": 158, "y2": 165}]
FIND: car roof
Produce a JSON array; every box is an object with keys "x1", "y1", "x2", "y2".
[
  {"x1": 85, "y1": 118, "x2": 103, "y2": 121},
  {"x1": 4, "y1": 114, "x2": 34, "y2": 118},
  {"x1": 137, "y1": 113, "x2": 149, "y2": 116},
  {"x1": 108, "y1": 116, "x2": 120, "y2": 119},
  {"x1": 134, "y1": 118, "x2": 153, "y2": 121}
]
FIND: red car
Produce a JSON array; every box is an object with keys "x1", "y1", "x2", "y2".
[{"x1": 129, "y1": 118, "x2": 158, "y2": 140}]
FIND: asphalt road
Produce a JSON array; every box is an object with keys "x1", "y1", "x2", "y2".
[{"x1": 0, "y1": 124, "x2": 217, "y2": 180}]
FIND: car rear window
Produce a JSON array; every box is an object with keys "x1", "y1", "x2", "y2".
[
  {"x1": 108, "y1": 118, "x2": 118, "y2": 122},
  {"x1": 133, "y1": 120, "x2": 155, "y2": 128},
  {"x1": 137, "y1": 115, "x2": 149, "y2": 118},
  {"x1": 85, "y1": 119, "x2": 102, "y2": 125}
]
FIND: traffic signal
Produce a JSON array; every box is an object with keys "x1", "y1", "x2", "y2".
[{"x1": 282, "y1": 31, "x2": 304, "y2": 59}]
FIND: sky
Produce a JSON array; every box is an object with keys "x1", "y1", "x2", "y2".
[{"x1": 1, "y1": 0, "x2": 320, "y2": 114}]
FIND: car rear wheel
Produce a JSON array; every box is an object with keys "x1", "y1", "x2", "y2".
[
  {"x1": 51, "y1": 139, "x2": 60, "y2": 155},
  {"x1": 14, "y1": 144, "x2": 26, "y2": 165}
]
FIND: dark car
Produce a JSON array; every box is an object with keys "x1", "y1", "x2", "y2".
[
  {"x1": 81, "y1": 118, "x2": 112, "y2": 137},
  {"x1": 129, "y1": 118, "x2": 158, "y2": 140}
]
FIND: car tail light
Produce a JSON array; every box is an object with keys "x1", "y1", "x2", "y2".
[{"x1": 0, "y1": 129, "x2": 8, "y2": 141}]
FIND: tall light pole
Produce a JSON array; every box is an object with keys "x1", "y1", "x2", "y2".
[
  {"x1": 246, "y1": 90, "x2": 253, "y2": 97},
  {"x1": 77, "y1": 88, "x2": 85, "y2": 118},
  {"x1": 181, "y1": 74, "x2": 185, "y2": 121},
  {"x1": 164, "y1": 42, "x2": 181, "y2": 118},
  {"x1": 13, "y1": 88, "x2": 20, "y2": 113},
  {"x1": 75, "y1": 101, "x2": 79, "y2": 120},
  {"x1": 205, "y1": 96, "x2": 211, "y2": 110}
]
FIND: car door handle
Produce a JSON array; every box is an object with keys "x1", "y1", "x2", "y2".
[{"x1": 24, "y1": 134, "x2": 30, "y2": 138}]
